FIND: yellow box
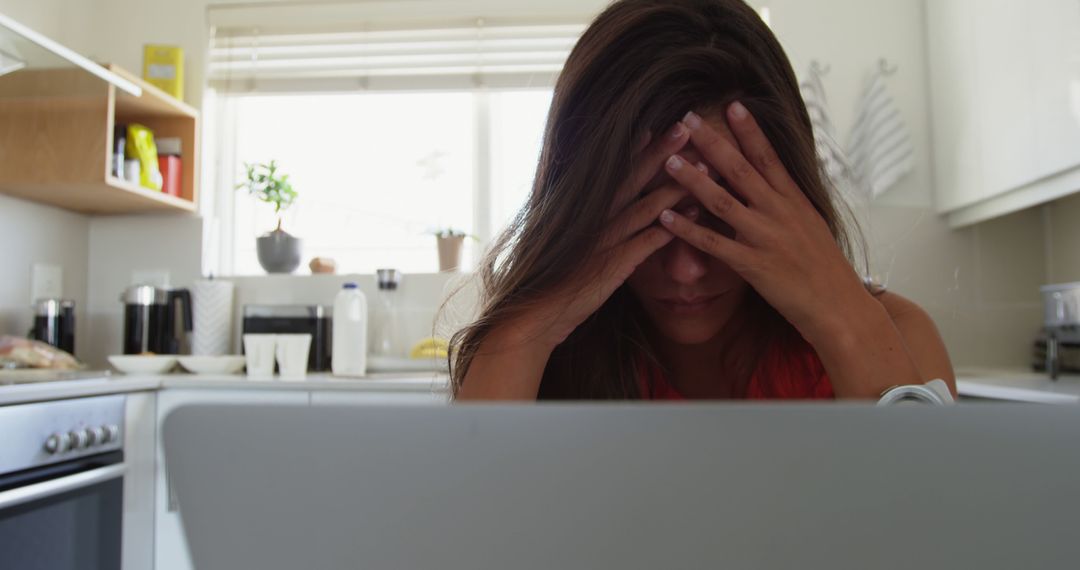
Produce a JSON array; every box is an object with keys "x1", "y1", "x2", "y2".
[{"x1": 143, "y1": 45, "x2": 184, "y2": 101}]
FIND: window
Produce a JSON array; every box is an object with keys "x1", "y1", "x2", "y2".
[{"x1": 205, "y1": 11, "x2": 579, "y2": 275}]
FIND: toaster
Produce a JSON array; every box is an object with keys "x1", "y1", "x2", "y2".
[{"x1": 242, "y1": 305, "x2": 332, "y2": 371}]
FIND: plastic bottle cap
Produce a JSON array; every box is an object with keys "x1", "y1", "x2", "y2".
[{"x1": 343, "y1": 282, "x2": 358, "y2": 289}]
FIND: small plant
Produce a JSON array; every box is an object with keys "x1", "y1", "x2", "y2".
[
  {"x1": 430, "y1": 227, "x2": 477, "y2": 240},
  {"x1": 433, "y1": 228, "x2": 466, "y2": 239},
  {"x1": 236, "y1": 160, "x2": 297, "y2": 231}
]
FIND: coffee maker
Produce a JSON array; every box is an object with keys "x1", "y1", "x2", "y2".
[
  {"x1": 30, "y1": 298, "x2": 76, "y2": 354},
  {"x1": 120, "y1": 285, "x2": 193, "y2": 355}
]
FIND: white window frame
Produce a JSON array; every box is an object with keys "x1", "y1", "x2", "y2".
[{"x1": 200, "y1": 4, "x2": 586, "y2": 276}]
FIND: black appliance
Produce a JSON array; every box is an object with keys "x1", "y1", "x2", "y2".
[
  {"x1": 0, "y1": 395, "x2": 126, "y2": 570},
  {"x1": 242, "y1": 305, "x2": 332, "y2": 371},
  {"x1": 30, "y1": 298, "x2": 76, "y2": 354},
  {"x1": 121, "y1": 285, "x2": 193, "y2": 355}
]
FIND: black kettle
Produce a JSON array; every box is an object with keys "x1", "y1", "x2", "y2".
[{"x1": 120, "y1": 285, "x2": 193, "y2": 355}]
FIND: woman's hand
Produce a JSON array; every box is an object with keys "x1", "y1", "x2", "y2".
[
  {"x1": 658, "y1": 103, "x2": 870, "y2": 343},
  {"x1": 503, "y1": 123, "x2": 694, "y2": 353},
  {"x1": 657, "y1": 103, "x2": 924, "y2": 397},
  {"x1": 460, "y1": 123, "x2": 695, "y2": 400}
]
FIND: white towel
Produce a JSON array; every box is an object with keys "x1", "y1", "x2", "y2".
[
  {"x1": 848, "y1": 71, "x2": 913, "y2": 197},
  {"x1": 799, "y1": 65, "x2": 854, "y2": 189}
]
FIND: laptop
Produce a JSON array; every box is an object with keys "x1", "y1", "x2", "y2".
[{"x1": 164, "y1": 403, "x2": 1080, "y2": 569}]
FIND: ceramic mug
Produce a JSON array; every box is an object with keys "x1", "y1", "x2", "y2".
[
  {"x1": 243, "y1": 334, "x2": 277, "y2": 380},
  {"x1": 275, "y1": 334, "x2": 312, "y2": 381}
]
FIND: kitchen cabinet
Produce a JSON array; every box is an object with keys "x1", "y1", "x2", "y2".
[
  {"x1": 123, "y1": 392, "x2": 157, "y2": 570},
  {"x1": 155, "y1": 390, "x2": 309, "y2": 570},
  {"x1": 0, "y1": 14, "x2": 198, "y2": 214},
  {"x1": 926, "y1": 0, "x2": 1080, "y2": 227}
]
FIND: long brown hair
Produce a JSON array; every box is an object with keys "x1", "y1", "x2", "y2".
[{"x1": 449, "y1": 0, "x2": 864, "y2": 399}]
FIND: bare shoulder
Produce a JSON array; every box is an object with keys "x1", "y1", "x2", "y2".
[
  {"x1": 876, "y1": 291, "x2": 930, "y2": 321},
  {"x1": 874, "y1": 291, "x2": 957, "y2": 388}
]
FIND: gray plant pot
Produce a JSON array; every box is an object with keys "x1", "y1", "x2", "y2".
[{"x1": 256, "y1": 229, "x2": 302, "y2": 274}]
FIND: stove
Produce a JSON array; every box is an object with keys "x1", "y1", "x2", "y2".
[{"x1": 0, "y1": 394, "x2": 126, "y2": 569}]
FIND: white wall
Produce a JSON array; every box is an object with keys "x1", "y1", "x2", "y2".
[
  {"x1": 84, "y1": 215, "x2": 204, "y2": 367},
  {"x1": 0, "y1": 0, "x2": 93, "y2": 357},
  {"x1": 0, "y1": 0, "x2": 63, "y2": 37},
  {"x1": 757, "y1": 0, "x2": 1045, "y2": 368},
  {"x1": 0, "y1": 195, "x2": 91, "y2": 354},
  {"x1": 2, "y1": 0, "x2": 1053, "y2": 370},
  {"x1": 1046, "y1": 193, "x2": 1080, "y2": 284},
  {"x1": 0, "y1": 0, "x2": 208, "y2": 366}
]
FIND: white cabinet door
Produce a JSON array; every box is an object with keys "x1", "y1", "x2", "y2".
[
  {"x1": 122, "y1": 392, "x2": 157, "y2": 570},
  {"x1": 1031, "y1": 0, "x2": 1080, "y2": 179},
  {"x1": 927, "y1": 0, "x2": 985, "y2": 211},
  {"x1": 973, "y1": 0, "x2": 1039, "y2": 198},
  {"x1": 154, "y1": 390, "x2": 309, "y2": 570},
  {"x1": 928, "y1": 0, "x2": 1080, "y2": 218}
]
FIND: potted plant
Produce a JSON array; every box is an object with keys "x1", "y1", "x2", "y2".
[
  {"x1": 236, "y1": 160, "x2": 302, "y2": 274},
  {"x1": 432, "y1": 228, "x2": 472, "y2": 272}
]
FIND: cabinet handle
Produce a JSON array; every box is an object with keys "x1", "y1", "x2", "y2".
[{"x1": 166, "y1": 463, "x2": 179, "y2": 513}]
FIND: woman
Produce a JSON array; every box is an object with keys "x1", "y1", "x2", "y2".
[{"x1": 452, "y1": 0, "x2": 955, "y2": 401}]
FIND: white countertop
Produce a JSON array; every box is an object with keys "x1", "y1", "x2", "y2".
[
  {"x1": 4, "y1": 367, "x2": 1071, "y2": 406},
  {"x1": 956, "y1": 368, "x2": 1080, "y2": 404},
  {"x1": 0, "y1": 371, "x2": 450, "y2": 406}
]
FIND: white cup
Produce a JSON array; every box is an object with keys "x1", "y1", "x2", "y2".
[
  {"x1": 275, "y1": 334, "x2": 312, "y2": 381},
  {"x1": 243, "y1": 334, "x2": 277, "y2": 380}
]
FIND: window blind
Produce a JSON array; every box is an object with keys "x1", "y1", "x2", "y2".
[{"x1": 208, "y1": 20, "x2": 586, "y2": 93}]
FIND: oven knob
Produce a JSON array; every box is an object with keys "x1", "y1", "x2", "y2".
[
  {"x1": 68, "y1": 430, "x2": 89, "y2": 450},
  {"x1": 103, "y1": 425, "x2": 121, "y2": 443},
  {"x1": 85, "y1": 427, "x2": 105, "y2": 446},
  {"x1": 44, "y1": 433, "x2": 66, "y2": 454}
]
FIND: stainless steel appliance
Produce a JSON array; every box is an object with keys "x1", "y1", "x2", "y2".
[
  {"x1": 1038, "y1": 282, "x2": 1080, "y2": 379},
  {"x1": 30, "y1": 298, "x2": 76, "y2": 354},
  {"x1": 0, "y1": 395, "x2": 126, "y2": 568},
  {"x1": 121, "y1": 284, "x2": 193, "y2": 355},
  {"x1": 242, "y1": 305, "x2": 332, "y2": 371}
]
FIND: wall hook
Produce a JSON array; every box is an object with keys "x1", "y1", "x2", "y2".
[{"x1": 879, "y1": 58, "x2": 899, "y2": 77}]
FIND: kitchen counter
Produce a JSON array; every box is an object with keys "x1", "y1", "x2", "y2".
[
  {"x1": 0, "y1": 376, "x2": 162, "y2": 406},
  {"x1": 157, "y1": 372, "x2": 448, "y2": 392},
  {"x1": 0, "y1": 372, "x2": 451, "y2": 406},
  {"x1": 956, "y1": 368, "x2": 1080, "y2": 404},
  {"x1": 7, "y1": 368, "x2": 1068, "y2": 406}
]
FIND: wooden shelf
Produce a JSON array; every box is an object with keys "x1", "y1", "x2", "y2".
[
  {"x1": 0, "y1": 64, "x2": 199, "y2": 215},
  {"x1": 0, "y1": 178, "x2": 196, "y2": 214},
  {"x1": 107, "y1": 64, "x2": 198, "y2": 119}
]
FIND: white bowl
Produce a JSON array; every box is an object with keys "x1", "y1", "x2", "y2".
[
  {"x1": 108, "y1": 355, "x2": 177, "y2": 375},
  {"x1": 178, "y1": 356, "x2": 246, "y2": 375}
]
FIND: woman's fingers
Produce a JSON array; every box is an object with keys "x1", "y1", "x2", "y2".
[
  {"x1": 605, "y1": 226, "x2": 674, "y2": 288},
  {"x1": 603, "y1": 184, "x2": 688, "y2": 248},
  {"x1": 658, "y1": 208, "x2": 749, "y2": 268},
  {"x1": 663, "y1": 154, "x2": 754, "y2": 235},
  {"x1": 724, "y1": 102, "x2": 803, "y2": 200},
  {"x1": 610, "y1": 122, "x2": 691, "y2": 216},
  {"x1": 681, "y1": 111, "x2": 778, "y2": 209}
]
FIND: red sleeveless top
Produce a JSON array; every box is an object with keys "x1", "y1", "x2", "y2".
[{"x1": 640, "y1": 340, "x2": 834, "y2": 400}]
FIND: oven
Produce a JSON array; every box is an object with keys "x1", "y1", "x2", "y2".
[{"x1": 0, "y1": 395, "x2": 126, "y2": 570}]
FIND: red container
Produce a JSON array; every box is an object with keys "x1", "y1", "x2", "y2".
[{"x1": 158, "y1": 155, "x2": 182, "y2": 197}]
